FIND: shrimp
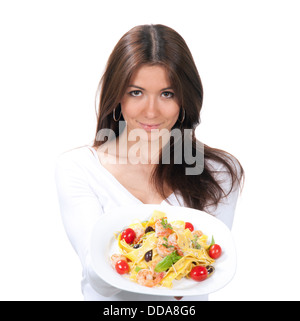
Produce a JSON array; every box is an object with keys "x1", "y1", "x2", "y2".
[
  {"x1": 167, "y1": 233, "x2": 177, "y2": 244},
  {"x1": 155, "y1": 217, "x2": 173, "y2": 237},
  {"x1": 136, "y1": 269, "x2": 165, "y2": 287},
  {"x1": 156, "y1": 236, "x2": 175, "y2": 258},
  {"x1": 132, "y1": 227, "x2": 145, "y2": 244},
  {"x1": 111, "y1": 254, "x2": 127, "y2": 267},
  {"x1": 192, "y1": 230, "x2": 203, "y2": 238},
  {"x1": 167, "y1": 233, "x2": 184, "y2": 256}
]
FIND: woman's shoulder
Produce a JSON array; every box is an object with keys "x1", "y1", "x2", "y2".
[
  {"x1": 56, "y1": 145, "x2": 94, "y2": 160},
  {"x1": 55, "y1": 145, "x2": 96, "y2": 170}
]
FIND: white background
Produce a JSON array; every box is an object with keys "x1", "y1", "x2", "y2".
[{"x1": 1, "y1": 0, "x2": 299, "y2": 301}]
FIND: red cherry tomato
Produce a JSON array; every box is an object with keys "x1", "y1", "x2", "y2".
[
  {"x1": 190, "y1": 266, "x2": 208, "y2": 282},
  {"x1": 209, "y1": 244, "x2": 222, "y2": 259},
  {"x1": 115, "y1": 260, "x2": 129, "y2": 274},
  {"x1": 185, "y1": 222, "x2": 194, "y2": 232},
  {"x1": 120, "y1": 228, "x2": 136, "y2": 244}
]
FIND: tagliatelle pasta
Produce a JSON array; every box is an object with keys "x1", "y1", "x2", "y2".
[{"x1": 111, "y1": 209, "x2": 220, "y2": 288}]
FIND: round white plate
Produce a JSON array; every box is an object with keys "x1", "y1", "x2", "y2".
[{"x1": 90, "y1": 204, "x2": 236, "y2": 296}]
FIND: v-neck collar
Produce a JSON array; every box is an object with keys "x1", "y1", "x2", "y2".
[{"x1": 88, "y1": 146, "x2": 175, "y2": 205}]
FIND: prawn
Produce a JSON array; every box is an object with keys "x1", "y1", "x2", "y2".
[
  {"x1": 132, "y1": 227, "x2": 145, "y2": 244},
  {"x1": 155, "y1": 217, "x2": 173, "y2": 237},
  {"x1": 156, "y1": 236, "x2": 175, "y2": 258},
  {"x1": 192, "y1": 230, "x2": 203, "y2": 238},
  {"x1": 167, "y1": 233, "x2": 184, "y2": 256},
  {"x1": 111, "y1": 254, "x2": 127, "y2": 266},
  {"x1": 136, "y1": 269, "x2": 165, "y2": 287}
]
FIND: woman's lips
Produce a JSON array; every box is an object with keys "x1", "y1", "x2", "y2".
[{"x1": 138, "y1": 121, "x2": 162, "y2": 131}]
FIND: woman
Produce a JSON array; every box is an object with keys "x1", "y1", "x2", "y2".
[{"x1": 55, "y1": 24, "x2": 244, "y2": 301}]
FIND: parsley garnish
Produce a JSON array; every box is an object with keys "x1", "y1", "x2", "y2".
[
  {"x1": 161, "y1": 218, "x2": 173, "y2": 230},
  {"x1": 191, "y1": 234, "x2": 201, "y2": 249},
  {"x1": 162, "y1": 237, "x2": 174, "y2": 248}
]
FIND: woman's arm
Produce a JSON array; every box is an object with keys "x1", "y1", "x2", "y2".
[{"x1": 55, "y1": 152, "x2": 120, "y2": 297}]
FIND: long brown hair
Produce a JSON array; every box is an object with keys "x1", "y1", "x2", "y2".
[{"x1": 93, "y1": 24, "x2": 244, "y2": 211}]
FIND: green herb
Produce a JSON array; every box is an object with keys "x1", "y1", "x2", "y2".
[
  {"x1": 162, "y1": 236, "x2": 174, "y2": 248},
  {"x1": 192, "y1": 234, "x2": 201, "y2": 249},
  {"x1": 135, "y1": 266, "x2": 142, "y2": 273},
  {"x1": 208, "y1": 235, "x2": 215, "y2": 249},
  {"x1": 162, "y1": 243, "x2": 174, "y2": 248},
  {"x1": 161, "y1": 218, "x2": 173, "y2": 230},
  {"x1": 154, "y1": 251, "x2": 182, "y2": 272}
]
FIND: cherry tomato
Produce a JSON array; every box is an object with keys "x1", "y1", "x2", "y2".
[
  {"x1": 209, "y1": 244, "x2": 222, "y2": 259},
  {"x1": 115, "y1": 260, "x2": 129, "y2": 274},
  {"x1": 190, "y1": 266, "x2": 208, "y2": 282},
  {"x1": 185, "y1": 222, "x2": 194, "y2": 232},
  {"x1": 120, "y1": 228, "x2": 136, "y2": 244}
]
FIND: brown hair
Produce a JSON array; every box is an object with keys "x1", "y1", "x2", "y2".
[{"x1": 93, "y1": 24, "x2": 244, "y2": 211}]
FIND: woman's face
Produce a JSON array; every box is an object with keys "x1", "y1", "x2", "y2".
[{"x1": 120, "y1": 65, "x2": 180, "y2": 138}]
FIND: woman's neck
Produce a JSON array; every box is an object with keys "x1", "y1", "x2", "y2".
[{"x1": 117, "y1": 128, "x2": 161, "y2": 165}]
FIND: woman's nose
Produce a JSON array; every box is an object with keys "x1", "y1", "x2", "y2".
[{"x1": 143, "y1": 96, "x2": 159, "y2": 118}]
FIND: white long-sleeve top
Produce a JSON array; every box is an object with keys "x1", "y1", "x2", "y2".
[{"x1": 54, "y1": 146, "x2": 240, "y2": 301}]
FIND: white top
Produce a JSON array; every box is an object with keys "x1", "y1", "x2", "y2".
[{"x1": 54, "y1": 146, "x2": 240, "y2": 301}]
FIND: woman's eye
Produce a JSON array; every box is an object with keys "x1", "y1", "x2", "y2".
[
  {"x1": 161, "y1": 91, "x2": 174, "y2": 98},
  {"x1": 129, "y1": 90, "x2": 142, "y2": 97}
]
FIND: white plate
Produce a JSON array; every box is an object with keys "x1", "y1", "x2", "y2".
[{"x1": 90, "y1": 204, "x2": 236, "y2": 296}]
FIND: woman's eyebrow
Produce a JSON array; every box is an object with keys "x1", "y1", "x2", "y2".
[
  {"x1": 128, "y1": 85, "x2": 145, "y2": 90},
  {"x1": 128, "y1": 85, "x2": 174, "y2": 91},
  {"x1": 161, "y1": 87, "x2": 173, "y2": 91}
]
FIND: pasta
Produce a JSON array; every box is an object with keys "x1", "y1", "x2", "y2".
[{"x1": 111, "y1": 209, "x2": 219, "y2": 288}]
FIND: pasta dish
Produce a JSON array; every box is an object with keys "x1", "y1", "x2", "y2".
[{"x1": 110, "y1": 209, "x2": 222, "y2": 288}]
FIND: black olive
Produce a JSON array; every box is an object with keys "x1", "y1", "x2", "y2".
[
  {"x1": 206, "y1": 265, "x2": 215, "y2": 277},
  {"x1": 133, "y1": 244, "x2": 141, "y2": 249},
  {"x1": 145, "y1": 226, "x2": 154, "y2": 234},
  {"x1": 145, "y1": 250, "x2": 153, "y2": 262}
]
